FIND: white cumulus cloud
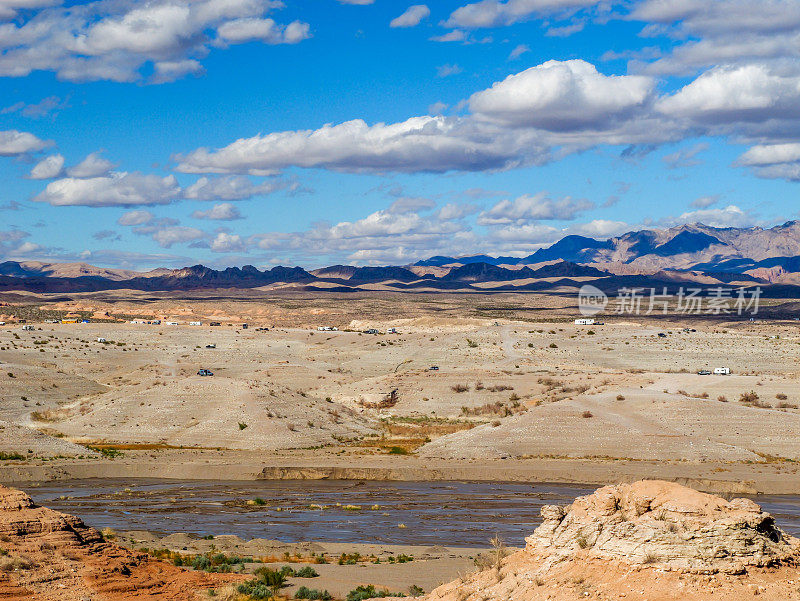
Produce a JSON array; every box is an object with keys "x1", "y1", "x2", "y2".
[
  {"x1": 67, "y1": 151, "x2": 117, "y2": 178},
  {"x1": 210, "y1": 232, "x2": 245, "y2": 252},
  {"x1": 183, "y1": 175, "x2": 288, "y2": 200},
  {"x1": 216, "y1": 17, "x2": 310, "y2": 44},
  {"x1": 192, "y1": 202, "x2": 243, "y2": 220},
  {"x1": 445, "y1": 0, "x2": 601, "y2": 29},
  {"x1": 0, "y1": 129, "x2": 50, "y2": 156},
  {"x1": 0, "y1": 0, "x2": 311, "y2": 83},
  {"x1": 657, "y1": 64, "x2": 800, "y2": 123},
  {"x1": 175, "y1": 115, "x2": 548, "y2": 174},
  {"x1": 390, "y1": 5, "x2": 430, "y2": 28},
  {"x1": 478, "y1": 192, "x2": 594, "y2": 225},
  {"x1": 33, "y1": 173, "x2": 180, "y2": 207},
  {"x1": 117, "y1": 209, "x2": 154, "y2": 226},
  {"x1": 469, "y1": 59, "x2": 655, "y2": 131},
  {"x1": 28, "y1": 154, "x2": 64, "y2": 179},
  {"x1": 676, "y1": 204, "x2": 754, "y2": 228}
]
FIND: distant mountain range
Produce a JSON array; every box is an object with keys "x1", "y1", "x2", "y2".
[
  {"x1": 416, "y1": 222, "x2": 800, "y2": 282},
  {"x1": 1, "y1": 222, "x2": 800, "y2": 295}
]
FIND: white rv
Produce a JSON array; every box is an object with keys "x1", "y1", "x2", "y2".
[
  {"x1": 574, "y1": 318, "x2": 595, "y2": 326},
  {"x1": 713, "y1": 367, "x2": 731, "y2": 375}
]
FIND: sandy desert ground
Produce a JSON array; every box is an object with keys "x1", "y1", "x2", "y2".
[
  {"x1": 0, "y1": 291, "x2": 798, "y2": 492},
  {"x1": 1, "y1": 291, "x2": 800, "y2": 599}
]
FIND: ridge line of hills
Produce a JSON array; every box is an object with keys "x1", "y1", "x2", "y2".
[{"x1": 2, "y1": 222, "x2": 800, "y2": 293}]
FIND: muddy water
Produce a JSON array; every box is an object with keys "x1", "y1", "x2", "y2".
[{"x1": 22, "y1": 480, "x2": 800, "y2": 548}]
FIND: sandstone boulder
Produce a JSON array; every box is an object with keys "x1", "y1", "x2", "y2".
[{"x1": 526, "y1": 480, "x2": 799, "y2": 573}]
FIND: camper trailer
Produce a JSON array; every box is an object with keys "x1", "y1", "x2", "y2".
[
  {"x1": 574, "y1": 318, "x2": 595, "y2": 326},
  {"x1": 21, "y1": 325, "x2": 35, "y2": 331},
  {"x1": 713, "y1": 367, "x2": 731, "y2": 375}
]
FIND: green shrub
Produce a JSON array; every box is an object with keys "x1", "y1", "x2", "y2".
[
  {"x1": 397, "y1": 554, "x2": 413, "y2": 563},
  {"x1": 295, "y1": 586, "x2": 332, "y2": 600},
  {"x1": 237, "y1": 567, "x2": 288, "y2": 599},
  {"x1": 346, "y1": 585, "x2": 405, "y2": 601},
  {"x1": 0, "y1": 452, "x2": 25, "y2": 461},
  {"x1": 338, "y1": 552, "x2": 360, "y2": 565},
  {"x1": 86, "y1": 446, "x2": 123, "y2": 458}
]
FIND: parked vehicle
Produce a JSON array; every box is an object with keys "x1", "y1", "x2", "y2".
[
  {"x1": 697, "y1": 370, "x2": 711, "y2": 375},
  {"x1": 197, "y1": 369, "x2": 214, "y2": 376},
  {"x1": 429, "y1": 365, "x2": 439, "y2": 371},
  {"x1": 205, "y1": 344, "x2": 216, "y2": 349}
]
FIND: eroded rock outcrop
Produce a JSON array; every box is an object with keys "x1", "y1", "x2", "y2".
[
  {"x1": 527, "y1": 480, "x2": 797, "y2": 573},
  {"x1": 0, "y1": 485, "x2": 238, "y2": 600},
  {"x1": 418, "y1": 480, "x2": 800, "y2": 601}
]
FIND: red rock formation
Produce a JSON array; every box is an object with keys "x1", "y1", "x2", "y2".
[{"x1": 0, "y1": 485, "x2": 238, "y2": 600}]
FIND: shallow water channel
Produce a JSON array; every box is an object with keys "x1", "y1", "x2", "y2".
[{"x1": 22, "y1": 479, "x2": 800, "y2": 548}]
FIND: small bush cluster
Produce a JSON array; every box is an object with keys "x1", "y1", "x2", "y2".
[
  {"x1": 237, "y1": 567, "x2": 288, "y2": 599},
  {"x1": 338, "y1": 552, "x2": 362, "y2": 565},
  {"x1": 295, "y1": 586, "x2": 332, "y2": 600},
  {"x1": 739, "y1": 390, "x2": 772, "y2": 408},
  {"x1": 0, "y1": 452, "x2": 25, "y2": 461},
  {"x1": 346, "y1": 585, "x2": 405, "y2": 601},
  {"x1": 86, "y1": 446, "x2": 123, "y2": 458}
]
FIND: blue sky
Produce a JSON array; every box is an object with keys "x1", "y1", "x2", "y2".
[{"x1": 0, "y1": 0, "x2": 799, "y2": 269}]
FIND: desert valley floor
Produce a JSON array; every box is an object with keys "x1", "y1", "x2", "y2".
[
  {"x1": 2, "y1": 291, "x2": 800, "y2": 599},
  {"x1": 0, "y1": 290, "x2": 798, "y2": 490}
]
